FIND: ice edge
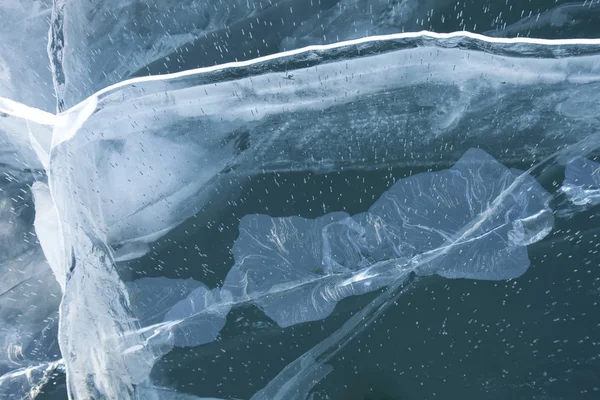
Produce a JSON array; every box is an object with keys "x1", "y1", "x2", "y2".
[
  {"x1": 73, "y1": 30, "x2": 600, "y2": 108},
  {"x1": 3, "y1": 30, "x2": 600, "y2": 122}
]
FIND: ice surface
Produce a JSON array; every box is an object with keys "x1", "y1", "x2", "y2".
[
  {"x1": 0, "y1": 170, "x2": 62, "y2": 397},
  {"x1": 125, "y1": 277, "x2": 231, "y2": 348},
  {"x1": 0, "y1": 360, "x2": 64, "y2": 400},
  {"x1": 561, "y1": 157, "x2": 600, "y2": 208},
  {"x1": 223, "y1": 148, "x2": 553, "y2": 329},
  {"x1": 32, "y1": 182, "x2": 67, "y2": 290},
  {"x1": 58, "y1": 34, "x2": 600, "y2": 183},
  {"x1": 126, "y1": 277, "x2": 203, "y2": 327},
  {"x1": 249, "y1": 150, "x2": 555, "y2": 400},
  {"x1": 1, "y1": 31, "x2": 600, "y2": 399},
  {"x1": 101, "y1": 147, "x2": 553, "y2": 353},
  {"x1": 223, "y1": 212, "x2": 383, "y2": 327},
  {"x1": 0, "y1": 1, "x2": 55, "y2": 112},
  {"x1": 0, "y1": 97, "x2": 58, "y2": 394},
  {"x1": 48, "y1": 0, "x2": 462, "y2": 108},
  {"x1": 163, "y1": 285, "x2": 231, "y2": 348},
  {"x1": 50, "y1": 1, "x2": 600, "y2": 109},
  {"x1": 51, "y1": 0, "x2": 263, "y2": 108},
  {"x1": 0, "y1": 100, "x2": 54, "y2": 172}
]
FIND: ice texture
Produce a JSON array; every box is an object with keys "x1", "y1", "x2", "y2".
[
  {"x1": 0, "y1": 99, "x2": 54, "y2": 172},
  {"x1": 561, "y1": 157, "x2": 600, "y2": 208},
  {"x1": 49, "y1": 1, "x2": 600, "y2": 109},
  {"x1": 51, "y1": 0, "x2": 269, "y2": 109},
  {"x1": 0, "y1": 91, "x2": 59, "y2": 396},
  {"x1": 0, "y1": 360, "x2": 64, "y2": 400},
  {"x1": 98, "y1": 146, "x2": 553, "y2": 351},
  {"x1": 163, "y1": 285, "x2": 231, "y2": 348},
  {"x1": 0, "y1": 1, "x2": 55, "y2": 112},
  {"x1": 126, "y1": 277, "x2": 204, "y2": 327},
  {"x1": 223, "y1": 149, "x2": 552, "y2": 328},
  {"x1": 1, "y1": 31, "x2": 600, "y2": 399},
  {"x1": 125, "y1": 277, "x2": 231, "y2": 348},
  {"x1": 243, "y1": 156, "x2": 554, "y2": 400},
  {"x1": 0, "y1": 170, "x2": 62, "y2": 397},
  {"x1": 245, "y1": 149, "x2": 555, "y2": 400}
]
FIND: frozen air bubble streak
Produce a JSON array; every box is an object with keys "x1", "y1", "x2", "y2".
[{"x1": 48, "y1": 0, "x2": 67, "y2": 112}]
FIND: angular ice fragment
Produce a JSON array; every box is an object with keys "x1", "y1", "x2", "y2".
[
  {"x1": 126, "y1": 277, "x2": 203, "y2": 327},
  {"x1": 223, "y1": 212, "x2": 365, "y2": 327},
  {"x1": 164, "y1": 286, "x2": 232, "y2": 348},
  {"x1": 508, "y1": 210, "x2": 554, "y2": 247},
  {"x1": 113, "y1": 242, "x2": 151, "y2": 263},
  {"x1": 126, "y1": 276, "x2": 232, "y2": 348},
  {"x1": 560, "y1": 157, "x2": 600, "y2": 208},
  {"x1": 32, "y1": 182, "x2": 66, "y2": 290},
  {"x1": 251, "y1": 150, "x2": 554, "y2": 400},
  {"x1": 366, "y1": 149, "x2": 553, "y2": 280},
  {"x1": 225, "y1": 149, "x2": 553, "y2": 329}
]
